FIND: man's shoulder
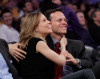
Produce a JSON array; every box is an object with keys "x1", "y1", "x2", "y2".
[
  {"x1": 68, "y1": 38, "x2": 84, "y2": 46},
  {"x1": 67, "y1": 38, "x2": 85, "y2": 52},
  {"x1": 0, "y1": 24, "x2": 7, "y2": 28},
  {"x1": 0, "y1": 38, "x2": 8, "y2": 46},
  {"x1": 0, "y1": 38, "x2": 6, "y2": 43},
  {"x1": 0, "y1": 24, "x2": 8, "y2": 32}
]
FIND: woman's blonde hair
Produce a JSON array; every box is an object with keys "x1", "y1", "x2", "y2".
[{"x1": 19, "y1": 12, "x2": 42, "y2": 49}]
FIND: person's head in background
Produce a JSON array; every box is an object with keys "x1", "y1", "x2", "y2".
[
  {"x1": 0, "y1": 7, "x2": 2, "y2": 15},
  {"x1": 95, "y1": 2, "x2": 100, "y2": 9},
  {"x1": 90, "y1": 9, "x2": 100, "y2": 26},
  {"x1": 0, "y1": 7, "x2": 2, "y2": 21},
  {"x1": 76, "y1": 11, "x2": 88, "y2": 30},
  {"x1": 22, "y1": 0, "x2": 33, "y2": 16},
  {"x1": 5, "y1": 0, "x2": 17, "y2": 9},
  {"x1": 44, "y1": 8, "x2": 68, "y2": 41},
  {"x1": 19, "y1": 11, "x2": 51, "y2": 49},
  {"x1": 61, "y1": 1, "x2": 78, "y2": 12},
  {"x1": 40, "y1": 0, "x2": 62, "y2": 14},
  {"x1": 31, "y1": 0, "x2": 40, "y2": 11},
  {"x1": 76, "y1": 1, "x2": 91, "y2": 19},
  {"x1": 1, "y1": 8, "x2": 13, "y2": 27}
]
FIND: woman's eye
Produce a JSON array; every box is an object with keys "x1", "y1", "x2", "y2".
[
  {"x1": 43, "y1": 19, "x2": 46, "y2": 22},
  {"x1": 57, "y1": 19, "x2": 62, "y2": 22}
]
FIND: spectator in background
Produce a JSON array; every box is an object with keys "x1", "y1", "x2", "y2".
[
  {"x1": 75, "y1": 10, "x2": 97, "y2": 49},
  {"x1": 0, "y1": 8, "x2": 19, "y2": 43},
  {"x1": 5, "y1": 0, "x2": 17, "y2": 9},
  {"x1": 0, "y1": 7, "x2": 3, "y2": 24},
  {"x1": 15, "y1": 0, "x2": 33, "y2": 32},
  {"x1": 88, "y1": 9, "x2": 100, "y2": 46},
  {"x1": 4, "y1": 0, "x2": 19, "y2": 20},
  {"x1": 22, "y1": 0, "x2": 33, "y2": 17},
  {"x1": 76, "y1": 11, "x2": 88, "y2": 30},
  {"x1": 76, "y1": 11, "x2": 100, "y2": 73},
  {"x1": 31, "y1": 0, "x2": 40, "y2": 11},
  {"x1": 61, "y1": 0, "x2": 78, "y2": 12},
  {"x1": 76, "y1": 8, "x2": 100, "y2": 79}
]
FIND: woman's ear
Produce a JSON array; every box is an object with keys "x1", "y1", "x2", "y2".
[
  {"x1": 93, "y1": 17, "x2": 96, "y2": 21},
  {"x1": 35, "y1": 26, "x2": 38, "y2": 32}
]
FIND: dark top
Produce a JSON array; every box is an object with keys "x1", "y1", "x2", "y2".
[
  {"x1": 18, "y1": 38, "x2": 54, "y2": 79},
  {"x1": 88, "y1": 22, "x2": 100, "y2": 46}
]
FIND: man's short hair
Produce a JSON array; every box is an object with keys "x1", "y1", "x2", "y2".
[
  {"x1": 44, "y1": 8, "x2": 62, "y2": 21},
  {"x1": 90, "y1": 9, "x2": 100, "y2": 21},
  {"x1": 1, "y1": 8, "x2": 12, "y2": 17}
]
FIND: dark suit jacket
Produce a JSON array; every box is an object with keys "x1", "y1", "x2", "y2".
[
  {"x1": 46, "y1": 35, "x2": 94, "y2": 71},
  {"x1": 0, "y1": 39, "x2": 22, "y2": 79}
]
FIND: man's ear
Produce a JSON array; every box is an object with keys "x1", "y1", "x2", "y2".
[
  {"x1": 93, "y1": 17, "x2": 96, "y2": 21},
  {"x1": 23, "y1": 7, "x2": 26, "y2": 11}
]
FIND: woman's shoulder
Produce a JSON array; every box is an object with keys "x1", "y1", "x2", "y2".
[
  {"x1": 30, "y1": 37, "x2": 43, "y2": 42},
  {"x1": 28, "y1": 37, "x2": 43, "y2": 45}
]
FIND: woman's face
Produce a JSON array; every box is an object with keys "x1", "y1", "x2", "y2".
[
  {"x1": 76, "y1": 12, "x2": 85, "y2": 26},
  {"x1": 36, "y1": 14, "x2": 52, "y2": 36}
]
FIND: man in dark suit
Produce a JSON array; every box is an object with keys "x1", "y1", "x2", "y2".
[
  {"x1": 0, "y1": 39, "x2": 22, "y2": 79},
  {"x1": 43, "y1": 8, "x2": 94, "y2": 78}
]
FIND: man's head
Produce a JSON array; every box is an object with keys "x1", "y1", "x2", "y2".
[
  {"x1": 90, "y1": 9, "x2": 100, "y2": 23},
  {"x1": 44, "y1": 8, "x2": 68, "y2": 36},
  {"x1": 31, "y1": 0, "x2": 39, "y2": 10},
  {"x1": 76, "y1": 11, "x2": 86, "y2": 26},
  {"x1": 1, "y1": 9, "x2": 13, "y2": 26},
  {"x1": 23, "y1": 1, "x2": 33, "y2": 13}
]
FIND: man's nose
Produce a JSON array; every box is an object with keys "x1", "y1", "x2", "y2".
[{"x1": 62, "y1": 20, "x2": 68, "y2": 26}]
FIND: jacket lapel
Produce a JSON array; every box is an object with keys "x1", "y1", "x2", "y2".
[
  {"x1": 66, "y1": 39, "x2": 74, "y2": 54},
  {"x1": 46, "y1": 35, "x2": 55, "y2": 51}
]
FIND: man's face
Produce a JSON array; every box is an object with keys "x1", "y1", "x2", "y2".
[
  {"x1": 50, "y1": 11, "x2": 68, "y2": 36},
  {"x1": 25, "y1": 2, "x2": 33, "y2": 12},
  {"x1": 31, "y1": 0, "x2": 39, "y2": 9},
  {"x1": 2, "y1": 12, "x2": 13, "y2": 26},
  {"x1": 93, "y1": 11, "x2": 100, "y2": 22}
]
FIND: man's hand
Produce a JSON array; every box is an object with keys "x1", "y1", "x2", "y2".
[
  {"x1": 60, "y1": 35, "x2": 67, "y2": 47},
  {"x1": 60, "y1": 36, "x2": 67, "y2": 53},
  {"x1": 8, "y1": 43, "x2": 27, "y2": 62},
  {"x1": 66, "y1": 52, "x2": 78, "y2": 65}
]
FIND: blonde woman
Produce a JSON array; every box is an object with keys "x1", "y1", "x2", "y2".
[{"x1": 18, "y1": 11, "x2": 67, "y2": 79}]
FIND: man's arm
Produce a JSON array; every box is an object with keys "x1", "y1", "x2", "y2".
[
  {"x1": 66, "y1": 39, "x2": 94, "y2": 69},
  {"x1": 73, "y1": 40, "x2": 94, "y2": 68},
  {"x1": 8, "y1": 43, "x2": 26, "y2": 62}
]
